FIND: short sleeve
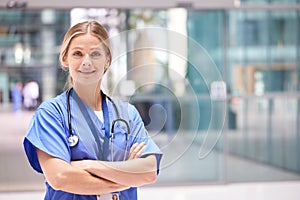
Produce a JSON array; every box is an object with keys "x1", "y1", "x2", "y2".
[
  {"x1": 128, "y1": 105, "x2": 163, "y2": 174},
  {"x1": 23, "y1": 103, "x2": 70, "y2": 173}
]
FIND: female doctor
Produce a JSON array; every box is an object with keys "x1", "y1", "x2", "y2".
[{"x1": 23, "y1": 21, "x2": 162, "y2": 200}]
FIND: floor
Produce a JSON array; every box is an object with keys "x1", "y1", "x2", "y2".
[{"x1": 0, "y1": 181, "x2": 300, "y2": 200}]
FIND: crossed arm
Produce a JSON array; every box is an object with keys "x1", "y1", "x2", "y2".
[{"x1": 37, "y1": 142, "x2": 157, "y2": 195}]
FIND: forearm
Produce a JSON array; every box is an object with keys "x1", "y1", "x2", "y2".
[
  {"x1": 73, "y1": 155, "x2": 157, "y2": 187},
  {"x1": 37, "y1": 149, "x2": 128, "y2": 195},
  {"x1": 52, "y1": 163, "x2": 128, "y2": 195}
]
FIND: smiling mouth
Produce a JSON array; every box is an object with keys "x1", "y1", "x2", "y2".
[{"x1": 79, "y1": 70, "x2": 96, "y2": 75}]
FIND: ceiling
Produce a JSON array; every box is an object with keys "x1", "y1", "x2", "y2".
[{"x1": 0, "y1": 0, "x2": 236, "y2": 10}]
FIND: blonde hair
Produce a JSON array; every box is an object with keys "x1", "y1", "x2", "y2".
[{"x1": 59, "y1": 21, "x2": 112, "y2": 88}]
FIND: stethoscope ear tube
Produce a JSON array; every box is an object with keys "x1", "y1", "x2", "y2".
[
  {"x1": 111, "y1": 118, "x2": 130, "y2": 135},
  {"x1": 111, "y1": 118, "x2": 130, "y2": 161}
]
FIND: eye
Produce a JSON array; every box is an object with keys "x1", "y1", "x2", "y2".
[
  {"x1": 72, "y1": 51, "x2": 83, "y2": 57},
  {"x1": 90, "y1": 51, "x2": 101, "y2": 57}
]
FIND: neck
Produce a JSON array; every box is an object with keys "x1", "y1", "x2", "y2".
[{"x1": 73, "y1": 82, "x2": 102, "y2": 111}]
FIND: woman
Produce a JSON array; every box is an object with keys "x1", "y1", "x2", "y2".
[{"x1": 23, "y1": 21, "x2": 162, "y2": 200}]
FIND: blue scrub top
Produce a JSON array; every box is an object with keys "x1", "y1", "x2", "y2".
[{"x1": 23, "y1": 90, "x2": 163, "y2": 200}]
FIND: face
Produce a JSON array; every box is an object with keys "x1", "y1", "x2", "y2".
[{"x1": 63, "y1": 33, "x2": 110, "y2": 86}]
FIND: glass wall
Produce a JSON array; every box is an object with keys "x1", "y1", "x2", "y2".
[
  {"x1": 0, "y1": 3, "x2": 300, "y2": 191},
  {"x1": 241, "y1": 0, "x2": 300, "y2": 5},
  {"x1": 226, "y1": 10, "x2": 300, "y2": 180},
  {"x1": 0, "y1": 9, "x2": 70, "y2": 105}
]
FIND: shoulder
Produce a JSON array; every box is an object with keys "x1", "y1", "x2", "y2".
[
  {"x1": 109, "y1": 97, "x2": 142, "y2": 123},
  {"x1": 39, "y1": 91, "x2": 66, "y2": 108},
  {"x1": 109, "y1": 98, "x2": 137, "y2": 113},
  {"x1": 35, "y1": 91, "x2": 67, "y2": 118}
]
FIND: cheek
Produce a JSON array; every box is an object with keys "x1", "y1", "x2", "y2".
[
  {"x1": 68, "y1": 60, "x2": 81, "y2": 76},
  {"x1": 92, "y1": 60, "x2": 106, "y2": 70},
  {"x1": 68, "y1": 59, "x2": 81, "y2": 69}
]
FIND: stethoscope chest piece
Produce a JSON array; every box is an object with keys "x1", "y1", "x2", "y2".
[{"x1": 68, "y1": 135, "x2": 79, "y2": 147}]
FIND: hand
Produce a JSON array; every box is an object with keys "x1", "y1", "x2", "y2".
[{"x1": 127, "y1": 142, "x2": 146, "y2": 160}]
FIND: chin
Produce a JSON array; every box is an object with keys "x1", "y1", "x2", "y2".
[{"x1": 75, "y1": 78, "x2": 100, "y2": 86}]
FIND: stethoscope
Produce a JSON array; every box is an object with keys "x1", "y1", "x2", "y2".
[{"x1": 66, "y1": 88, "x2": 130, "y2": 161}]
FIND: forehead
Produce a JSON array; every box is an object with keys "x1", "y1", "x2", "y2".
[{"x1": 70, "y1": 33, "x2": 103, "y2": 48}]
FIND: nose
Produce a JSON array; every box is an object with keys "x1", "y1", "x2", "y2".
[{"x1": 82, "y1": 55, "x2": 92, "y2": 67}]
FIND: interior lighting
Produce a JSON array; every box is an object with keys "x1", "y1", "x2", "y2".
[{"x1": 6, "y1": 0, "x2": 27, "y2": 9}]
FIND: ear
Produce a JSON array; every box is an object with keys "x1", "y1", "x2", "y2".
[
  {"x1": 104, "y1": 58, "x2": 111, "y2": 72},
  {"x1": 106, "y1": 57, "x2": 111, "y2": 67},
  {"x1": 62, "y1": 56, "x2": 69, "y2": 68}
]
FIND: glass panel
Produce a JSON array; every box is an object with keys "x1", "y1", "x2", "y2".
[
  {"x1": 241, "y1": 0, "x2": 300, "y2": 5},
  {"x1": 226, "y1": 8, "x2": 300, "y2": 182},
  {"x1": 0, "y1": 9, "x2": 71, "y2": 191},
  {"x1": 267, "y1": 11, "x2": 298, "y2": 92},
  {"x1": 185, "y1": 10, "x2": 226, "y2": 183},
  {"x1": 126, "y1": 9, "x2": 226, "y2": 184},
  {"x1": 228, "y1": 98, "x2": 269, "y2": 160},
  {"x1": 0, "y1": 10, "x2": 70, "y2": 66},
  {"x1": 227, "y1": 11, "x2": 269, "y2": 95},
  {"x1": 270, "y1": 98, "x2": 299, "y2": 171},
  {"x1": 227, "y1": 97, "x2": 300, "y2": 182}
]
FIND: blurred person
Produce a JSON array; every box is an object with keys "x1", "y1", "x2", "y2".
[
  {"x1": 23, "y1": 21, "x2": 162, "y2": 200},
  {"x1": 23, "y1": 80, "x2": 39, "y2": 110},
  {"x1": 11, "y1": 81, "x2": 23, "y2": 112}
]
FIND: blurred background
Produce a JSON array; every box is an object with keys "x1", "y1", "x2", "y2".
[{"x1": 0, "y1": 0, "x2": 300, "y2": 199}]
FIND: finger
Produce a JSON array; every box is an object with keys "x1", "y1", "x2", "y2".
[
  {"x1": 129, "y1": 143, "x2": 139, "y2": 154},
  {"x1": 135, "y1": 145, "x2": 146, "y2": 158},
  {"x1": 128, "y1": 143, "x2": 142, "y2": 160},
  {"x1": 129, "y1": 142, "x2": 144, "y2": 155},
  {"x1": 127, "y1": 143, "x2": 139, "y2": 159},
  {"x1": 128, "y1": 142, "x2": 146, "y2": 159}
]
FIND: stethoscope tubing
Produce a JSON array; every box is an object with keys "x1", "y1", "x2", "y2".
[{"x1": 66, "y1": 88, "x2": 130, "y2": 161}]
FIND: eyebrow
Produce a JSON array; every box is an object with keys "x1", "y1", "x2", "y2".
[{"x1": 70, "y1": 46, "x2": 104, "y2": 51}]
